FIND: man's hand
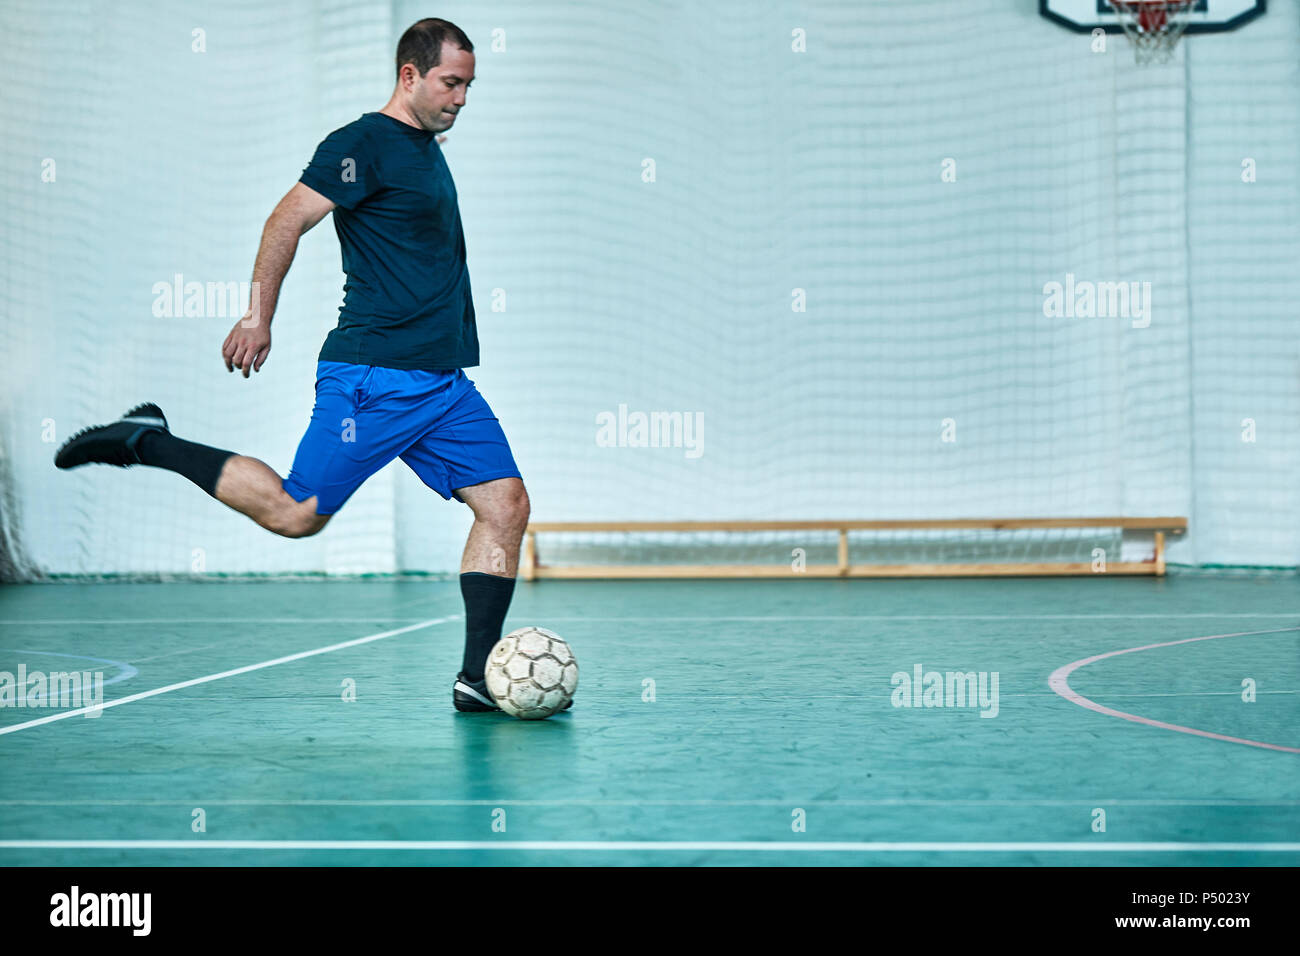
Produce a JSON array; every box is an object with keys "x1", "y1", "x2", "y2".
[
  {"x1": 223, "y1": 314, "x2": 271, "y2": 378},
  {"x1": 221, "y1": 182, "x2": 336, "y2": 378}
]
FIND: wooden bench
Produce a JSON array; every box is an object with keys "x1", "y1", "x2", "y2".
[{"x1": 520, "y1": 517, "x2": 1188, "y2": 580}]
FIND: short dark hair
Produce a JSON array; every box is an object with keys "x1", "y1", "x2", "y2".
[{"x1": 395, "y1": 18, "x2": 473, "y2": 80}]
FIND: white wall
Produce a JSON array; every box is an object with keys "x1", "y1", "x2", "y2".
[{"x1": 3, "y1": 0, "x2": 1295, "y2": 574}]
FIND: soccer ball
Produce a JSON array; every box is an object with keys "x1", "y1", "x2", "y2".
[{"x1": 485, "y1": 626, "x2": 579, "y2": 719}]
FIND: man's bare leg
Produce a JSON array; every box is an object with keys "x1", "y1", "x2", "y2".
[
  {"x1": 213, "y1": 455, "x2": 329, "y2": 539},
  {"x1": 458, "y1": 477, "x2": 530, "y2": 575},
  {"x1": 452, "y1": 477, "x2": 530, "y2": 703},
  {"x1": 54, "y1": 402, "x2": 328, "y2": 540}
]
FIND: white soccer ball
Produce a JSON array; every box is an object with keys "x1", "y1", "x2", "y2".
[{"x1": 485, "y1": 626, "x2": 579, "y2": 720}]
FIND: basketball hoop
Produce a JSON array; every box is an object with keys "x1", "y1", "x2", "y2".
[{"x1": 1107, "y1": 0, "x2": 1196, "y2": 64}]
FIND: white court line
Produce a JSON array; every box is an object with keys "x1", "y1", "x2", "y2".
[
  {"x1": 0, "y1": 618, "x2": 439, "y2": 625},
  {"x1": 1050, "y1": 626, "x2": 1300, "y2": 754},
  {"x1": 0, "y1": 616, "x2": 458, "y2": 737},
  {"x1": 1084, "y1": 691, "x2": 1297, "y2": 697},
  {"x1": 0, "y1": 840, "x2": 1296, "y2": 853},
  {"x1": 643, "y1": 691, "x2": 1298, "y2": 699},
  {"x1": 5, "y1": 613, "x2": 1300, "y2": 624},
  {"x1": 0, "y1": 799, "x2": 1294, "y2": 808},
  {"x1": 537, "y1": 614, "x2": 1300, "y2": 621}
]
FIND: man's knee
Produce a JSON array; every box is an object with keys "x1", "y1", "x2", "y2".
[
  {"x1": 271, "y1": 497, "x2": 330, "y2": 538},
  {"x1": 468, "y1": 480, "x2": 529, "y2": 531},
  {"x1": 512, "y1": 485, "x2": 531, "y2": 527},
  {"x1": 504, "y1": 483, "x2": 530, "y2": 531}
]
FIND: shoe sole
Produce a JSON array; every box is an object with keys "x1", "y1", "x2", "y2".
[{"x1": 453, "y1": 680, "x2": 499, "y2": 712}]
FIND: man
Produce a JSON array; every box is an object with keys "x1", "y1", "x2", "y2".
[{"x1": 55, "y1": 18, "x2": 544, "y2": 714}]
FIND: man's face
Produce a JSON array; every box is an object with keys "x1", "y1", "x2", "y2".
[{"x1": 407, "y1": 42, "x2": 475, "y2": 133}]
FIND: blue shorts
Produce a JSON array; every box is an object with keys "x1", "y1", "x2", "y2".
[{"x1": 282, "y1": 361, "x2": 522, "y2": 515}]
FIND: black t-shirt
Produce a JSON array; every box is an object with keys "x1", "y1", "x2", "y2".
[{"x1": 299, "y1": 111, "x2": 478, "y2": 370}]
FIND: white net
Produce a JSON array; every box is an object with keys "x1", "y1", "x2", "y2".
[
  {"x1": 2, "y1": 0, "x2": 1297, "y2": 576},
  {"x1": 1109, "y1": 0, "x2": 1196, "y2": 64},
  {"x1": 531, "y1": 527, "x2": 1127, "y2": 571}
]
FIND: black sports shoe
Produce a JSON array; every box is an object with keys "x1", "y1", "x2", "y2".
[
  {"x1": 452, "y1": 672, "x2": 574, "y2": 713},
  {"x1": 54, "y1": 403, "x2": 169, "y2": 470},
  {"x1": 453, "y1": 673, "x2": 500, "y2": 712}
]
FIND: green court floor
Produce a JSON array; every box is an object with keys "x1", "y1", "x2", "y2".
[{"x1": 0, "y1": 574, "x2": 1296, "y2": 866}]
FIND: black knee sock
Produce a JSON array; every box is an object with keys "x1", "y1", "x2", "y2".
[
  {"x1": 460, "y1": 571, "x2": 517, "y2": 681},
  {"x1": 134, "y1": 431, "x2": 235, "y2": 498}
]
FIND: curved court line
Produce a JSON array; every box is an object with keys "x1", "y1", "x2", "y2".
[
  {"x1": 12, "y1": 650, "x2": 138, "y2": 687},
  {"x1": 0, "y1": 840, "x2": 1296, "y2": 853},
  {"x1": 0, "y1": 616, "x2": 457, "y2": 737},
  {"x1": 1049, "y1": 626, "x2": 1300, "y2": 754}
]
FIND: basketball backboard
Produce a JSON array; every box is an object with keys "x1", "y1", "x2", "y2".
[{"x1": 1040, "y1": 0, "x2": 1266, "y2": 33}]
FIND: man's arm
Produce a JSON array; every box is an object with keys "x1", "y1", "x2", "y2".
[{"x1": 222, "y1": 182, "x2": 336, "y2": 378}]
